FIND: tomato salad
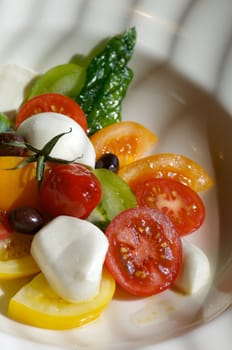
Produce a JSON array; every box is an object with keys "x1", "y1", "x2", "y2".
[{"x1": 0, "y1": 28, "x2": 213, "y2": 330}]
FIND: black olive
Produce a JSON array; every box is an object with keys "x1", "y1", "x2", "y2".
[
  {"x1": 8, "y1": 207, "x2": 44, "y2": 234},
  {"x1": 95, "y1": 153, "x2": 119, "y2": 173},
  {"x1": 0, "y1": 131, "x2": 25, "y2": 156}
]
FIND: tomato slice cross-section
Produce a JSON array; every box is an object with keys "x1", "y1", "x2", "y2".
[
  {"x1": 0, "y1": 233, "x2": 39, "y2": 279},
  {"x1": 0, "y1": 210, "x2": 11, "y2": 240},
  {"x1": 118, "y1": 153, "x2": 214, "y2": 192},
  {"x1": 90, "y1": 121, "x2": 158, "y2": 168},
  {"x1": 134, "y1": 178, "x2": 205, "y2": 236},
  {"x1": 8, "y1": 268, "x2": 115, "y2": 329},
  {"x1": 105, "y1": 207, "x2": 182, "y2": 297},
  {"x1": 15, "y1": 93, "x2": 87, "y2": 132}
]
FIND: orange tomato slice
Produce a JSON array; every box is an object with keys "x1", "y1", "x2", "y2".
[
  {"x1": 118, "y1": 153, "x2": 214, "y2": 192},
  {"x1": 90, "y1": 121, "x2": 158, "y2": 168},
  {"x1": 0, "y1": 157, "x2": 38, "y2": 211},
  {"x1": 8, "y1": 269, "x2": 115, "y2": 330},
  {"x1": 0, "y1": 233, "x2": 39, "y2": 279}
]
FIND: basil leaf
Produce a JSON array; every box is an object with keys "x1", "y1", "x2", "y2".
[
  {"x1": 87, "y1": 66, "x2": 133, "y2": 135},
  {"x1": 77, "y1": 27, "x2": 136, "y2": 135}
]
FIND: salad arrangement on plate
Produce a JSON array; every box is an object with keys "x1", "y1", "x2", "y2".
[{"x1": 0, "y1": 28, "x2": 213, "y2": 330}]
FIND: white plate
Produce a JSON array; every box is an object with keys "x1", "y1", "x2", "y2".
[{"x1": 0, "y1": 0, "x2": 232, "y2": 349}]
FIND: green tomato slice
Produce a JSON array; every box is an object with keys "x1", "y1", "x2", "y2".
[
  {"x1": 88, "y1": 168, "x2": 137, "y2": 230},
  {"x1": 0, "y1": 113, "x2": 11, "y2": 132},
  {"x1": 25, "y1": 63, "x2": 86, "y2": 100}
]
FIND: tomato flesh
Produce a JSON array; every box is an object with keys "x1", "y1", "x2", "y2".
[
  {"x1": 8, "y1": 269, "x2": 115, "y2": 330},
  {"x1": 0, "y1": 157, "x2": 38, "y2": 211},
  {"x1": 90, "y1": 121, "x2": 158, "y2": 168},
  {"x1": 118, "y1": 153, "x2": 214, "y2": 193},
  {"x1": 134, "y1": 178, "x2": 205, "y2": 236},
  {"x1": 0, "y1": 210, "x2": 11, "y2": 240},
  {"x1": 15, "y1": 93, "x2": 87, "y2": 132},
  {"x1": 105, "y1": 207, "x2": 182, "y2": 297},
  {"x1": 39, "y1": 163, "x2": 102, "y2": 219}
]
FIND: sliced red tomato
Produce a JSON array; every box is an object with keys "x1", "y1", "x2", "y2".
[
  {"x1": 0, "y1": 210, "x2": 11, "y2": 240},
  {"x1": 15, "y1": 93, "x2": 87, "y2": 132},
  {"x1": 39, "y1": 163, "x2": 102, "y2": 220},
  {"x1": 105, "y1": 207, "x2": 182, "y2": 297},
  {"x1": 134, "y1": 178, "x2": 205, "y2": 236}
]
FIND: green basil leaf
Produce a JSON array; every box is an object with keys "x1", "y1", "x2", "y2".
[{"x1": 77, "y1": 27, "x2": 136, "y2": 135}]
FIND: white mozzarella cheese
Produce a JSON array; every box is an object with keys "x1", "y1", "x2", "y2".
[
  {"x1": 0, "y1": 64, "x2": 36, "y2": 111},
  {"x1": 17, "y1": 112, "x2": 96, "y2": 167},
  {"x1": 31, "y1": 215, "x2": 109, "y2": 302},
  {"x1": 174, "y1": 238, "x2": 211, "y2": 294}
]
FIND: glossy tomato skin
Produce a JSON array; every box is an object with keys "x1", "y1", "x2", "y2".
[
  {"x1": 105, "y1": 207, "x2": 182, "y2": 297},
  {"x1": 39, "y1": 163, "x2": 102, "y2": 219},
  {"x1": 134, "y1": 178, "x2": 206, "y2": 236},
  {"x1": 118, "y1": 153, "x2": 214, "y2": 193},
  {"x1": 15, "y1": 93, "x2": 87, "y2": 132}
]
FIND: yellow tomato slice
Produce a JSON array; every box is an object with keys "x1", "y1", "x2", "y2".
[
  {"x1": 90, "y1": 121, "x2": 158, "y2": 168},
  {"x1": 0, "y1": 256, "x2": 39, "y2": 279},
  {"x1": 0, "y1": 157, "x2": 38, "y2": 211},
  {"x1": 118, "y1": 153, "x2": 214, "y2": 192},
  {"x1": 0, "y1": 233, "x2": 39, "y2": 279},
  {"x1": 8, "y1": 268, "x2": 116, "y2": 330}
]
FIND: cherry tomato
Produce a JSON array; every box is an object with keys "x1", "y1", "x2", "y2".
[
  {"x1": 15, "y1": 93, "x2": 87, "y2": 132},
  {"x1": 39, "y1": 163, "x2": 102, "y2": 219},
  {"x1": 105, "y1": 207, "x2": 182, "y2": 297},
  {"x1": 134, "y1": 178, "x2": 205, "y2": 236}
]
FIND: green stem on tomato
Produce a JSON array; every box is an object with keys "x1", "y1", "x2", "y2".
[{"x1": 1, "y1": 129, "x2": 81, "y2": 189}]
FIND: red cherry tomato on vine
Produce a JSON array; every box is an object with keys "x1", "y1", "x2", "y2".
[
  {"x1": 15, "y1": 93, "x2": 87, "y2": 132},
  {"x1": 39, "y1": 163, "x2": 102, "y2": 219},
  {"x1": 134, "y1": 178, "x2": 205, "y2": 236},
  {"x1": 105, "y1": 207, "x2": 182, "y2": 297}
]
